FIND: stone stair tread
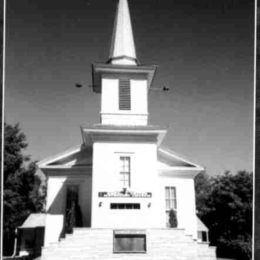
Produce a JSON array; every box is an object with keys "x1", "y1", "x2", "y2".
[{"x1": 41, "y1": 228, "x2": 217, "y2": 260}]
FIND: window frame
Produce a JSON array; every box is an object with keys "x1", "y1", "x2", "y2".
[
  {"x1": 165, "y1": 186, "x2": 177, "y2": 227},
  {"x1": 119, "y1": 156, "x2": 131, "y2": 188},
  {"x1": 113, "y1": 232, "x2": 147, "y2": 254},
  {"x1": 198, "y1": 231, "x2": 208, "y2": 242}
]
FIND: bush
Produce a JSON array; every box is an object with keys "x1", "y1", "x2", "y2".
[{"x1": 169, "y1": 209, "x2": 178, "y2": 228}]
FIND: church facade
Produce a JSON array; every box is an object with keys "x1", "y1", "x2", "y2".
[{"x1": 38, "y1": 1, "x2": 216, "y2": 259}]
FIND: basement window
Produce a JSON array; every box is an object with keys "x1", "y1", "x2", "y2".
[
  {"x1": 113, "y1": 233, "x2": 146, "y2": 253},
  {"x1": 119, "y1": 78, "x2": 131, "y2": 110},
  {"x1": 110, "y1": 203, "x2": 140, "y2": 209}
]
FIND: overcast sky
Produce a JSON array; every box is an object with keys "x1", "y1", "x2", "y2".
[{"x1": 5, "y1": 0, "x2": 254, "y2": 175}]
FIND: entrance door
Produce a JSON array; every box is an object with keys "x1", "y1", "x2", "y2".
[{"x1": 65, "y1": 185, "x2": 82, "y2": 233}]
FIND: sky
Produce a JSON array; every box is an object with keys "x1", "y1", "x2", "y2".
[{"x1": 5, "y1": 0, "x2": 254, "y2": 176}]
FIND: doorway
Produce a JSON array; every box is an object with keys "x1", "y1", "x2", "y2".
[{"x1": 65, "y1": 185, "x2": 83, "y2": 233}]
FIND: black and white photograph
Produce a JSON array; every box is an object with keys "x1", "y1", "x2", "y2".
[{"x1": 2, "y1": 0, "x2": 255, "y2": 259}]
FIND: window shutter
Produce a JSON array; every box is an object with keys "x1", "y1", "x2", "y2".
[{"x1": 119, "y1": 78, "x2": 131, "y2": 110}]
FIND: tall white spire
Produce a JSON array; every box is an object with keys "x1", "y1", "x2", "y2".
[{"x1": 108, "y1": 0, "x2": 137, "y2": 65}]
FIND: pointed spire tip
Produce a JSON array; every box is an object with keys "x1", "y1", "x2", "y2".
[{"x1": 108, "y1": 0, "x2": 138, "y2": 65}]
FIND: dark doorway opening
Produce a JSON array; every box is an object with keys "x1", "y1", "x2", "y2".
[{"x1": 65, "y1": 185, "x2": 82, "y2": 234}]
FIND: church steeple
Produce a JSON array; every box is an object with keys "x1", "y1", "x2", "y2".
[
  {"x1": 108, "y1": 0, "x2": 137, "y2": 65},
  {"x1": 92, "y1": 0, "x2": 157, "y2": 126}
]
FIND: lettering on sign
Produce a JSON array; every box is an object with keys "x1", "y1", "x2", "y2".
[{"x1": 98, "y1": 191, "x2": 152, "y2": 198}]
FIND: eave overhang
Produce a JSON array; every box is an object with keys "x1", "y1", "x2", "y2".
[
  {"x1": 92, "y1": 63, "x2": 157, "y2": 93},
  {"x1": 37, "y1": 145, "x2": 81, "y2": 167},
  {"x1": 157, "y1": 147, "x2": 205, "y2": 178},
  {"x1": 40, "y1": 167, "x2": 92, "y2": 177},
  {"x1": 158, "y1": 167, "x2": 204, "y2": 178},
  {"x1": 37, "y1": 144, "x2": 92, "y2": 176}
]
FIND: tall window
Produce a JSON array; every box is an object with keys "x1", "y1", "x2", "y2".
[
  {"x1": 120, "y1": 156, "x2": 131, "y2": 188},
  {"x1": 165, "y1": 186, "x2": 177, "y2": 226},
  {"x1": 119, "y1": 78, "x2": 131, "y2": 110}
]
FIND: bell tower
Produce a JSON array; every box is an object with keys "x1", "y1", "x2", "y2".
[{"x1": 92, "y1": 0, "x2": 156, "y2": 126}]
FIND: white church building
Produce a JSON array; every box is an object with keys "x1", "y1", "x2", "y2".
[{"x1": 36, "y1": 0, "x2": 217, "y2": 259}]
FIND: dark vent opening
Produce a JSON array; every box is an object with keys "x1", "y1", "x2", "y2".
[{"x1": 119, "y1": 78, "x2": 131, "y2": 110}]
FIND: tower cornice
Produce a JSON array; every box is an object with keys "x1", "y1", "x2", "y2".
[
  {"x1": 81, "y1": 124, "x2": 167, "y2": 146},
  {"x1": 92, "y1": 63, "x2": 157, "y2": 93}
]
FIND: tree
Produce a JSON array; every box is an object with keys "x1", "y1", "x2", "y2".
[
  {"x1": 3, "y1": 123, "x2": 45, "y2": 255},
  {"x1": 195, "y1": 171, "x2": 252, "y2": 260},
  {"x1": 194, "y1": 171, "x2": 211, "y2": 214},
  {"x1": 4, "y1": 123, "x2": 29, "y2": 182}
]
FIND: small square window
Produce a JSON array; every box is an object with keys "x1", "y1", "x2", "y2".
[
  {"x1": 118, "y1": 204, "x2": 124, "y2": 209},
  {"x1": 133, "y1": 204, "x2": 140, "y2": 209},
  {"x1": 198, "y1": 231, "x2": 208, "y2": 242},
  {"x1": 111, "y1": 204, "x2": 117, "y2": 209}
]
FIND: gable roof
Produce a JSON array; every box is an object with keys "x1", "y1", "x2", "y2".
[
  {"x1": 37, "y1": 143, "x2": 203, "y2": 176},
  {"x1": 20, "y1": 213, "x2": 46, "y2": 228},
  {"x1": 158, "y1": 146, "x2": 203, "y2": 169},
  {"x1": 37, "y1": 144, "x2": 92, "y2": 169},
  {"x1": 197, "y1": 216, "x2": 208, "y2": 232}
]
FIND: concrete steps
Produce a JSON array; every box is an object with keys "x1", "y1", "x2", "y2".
[{"x1": 41, "y1": 228, "x2": 216, "y2": 260}]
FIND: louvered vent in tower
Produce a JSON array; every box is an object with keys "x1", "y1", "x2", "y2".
[{"x1": 119, "y1": 78, "x2": 131, "y2": 110}]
